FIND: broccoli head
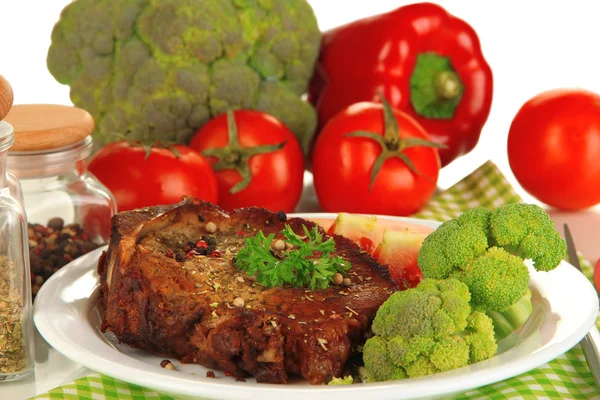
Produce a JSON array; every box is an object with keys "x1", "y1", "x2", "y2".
[
  {"x1": 457, "y1": 247, "x2": 530, "y2": 313},
  {"x1": 489, "y1": 203, "x2": 567, "y2": 272},
  {"x1": 47, "y1": 0, "x2": 320, "y2": 150},
  {"x1": 363, "y1": 278, "x2": 497, "y2": 382},
  {"x1": 417, "y1": 203, "x2": 565, "y2": 342}
]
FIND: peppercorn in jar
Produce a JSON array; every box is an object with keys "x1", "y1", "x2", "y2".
[{"x1": 4, "y1": 105, "x2": 117, "y2": 298}]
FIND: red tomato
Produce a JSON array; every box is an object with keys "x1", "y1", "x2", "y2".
[
  {"x1": 88, "y1": 142, "x2": 218, "y2": 211},
  {"x1": 189, "y1": 110, "x2": 304, "y2": 212},
  {"x1": 372, "y1": 229, "x2": 427, "y2": 290},
  {"x1": 311, "y1": 100, "x2": 441, "y2": 215},
  {"x1": 508, "y1": 89, "x2": 600, "y2": 210}
]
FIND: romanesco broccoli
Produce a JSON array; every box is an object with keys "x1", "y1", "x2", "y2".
[
  {"x1": 363, "y1": 278, "x2": 497, "y2": 382},
  {"x1": 47, "y1": 0, "x2": 321, "y2": 150}
]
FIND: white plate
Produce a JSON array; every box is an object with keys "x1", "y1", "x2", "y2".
[{"x1": 34, "y1": 214, "x2": 599, "y2": 400}]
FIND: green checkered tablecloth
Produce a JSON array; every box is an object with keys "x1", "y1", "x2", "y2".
[{"x1": 32, "y1": 161, "x2": 600, "y2": 400}]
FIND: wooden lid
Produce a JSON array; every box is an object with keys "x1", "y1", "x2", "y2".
[
  {"x1": 4, "y1": 104, "x2": 95, "y2": 152},
  {"x1": 0, "y1": 75, "x2": 13, "y2": 121}
]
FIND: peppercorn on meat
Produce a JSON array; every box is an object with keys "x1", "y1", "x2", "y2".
[{"x1": 98, "y1": 198, "x2": 397, "y2": 384}]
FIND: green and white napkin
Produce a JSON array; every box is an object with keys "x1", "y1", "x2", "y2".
[{"x1": 31, "y1": 161, "x2": 599, "y2": 400}]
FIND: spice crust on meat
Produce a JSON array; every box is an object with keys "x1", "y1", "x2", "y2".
[{"x1": 98, "y1": 198, "x2": 397, "y2": 384}]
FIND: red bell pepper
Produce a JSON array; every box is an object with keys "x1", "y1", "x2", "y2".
[{"x1": 308, "y1": 2, "x2": 493, "y2": 167}]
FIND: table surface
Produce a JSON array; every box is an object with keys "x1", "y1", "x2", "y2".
[{"x1": 4, "y1": 175, "x2": 600, "y2": 400}]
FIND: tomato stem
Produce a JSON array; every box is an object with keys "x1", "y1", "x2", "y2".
[
  {"x1": 201, "y1": 110, "x2": 286, "y2": 194},
  {"x1": 381, "y1": 95, "x2": 400, "y2": 150},
  {"x1": 344, "y1": 94, "x2": 446, "y2": 191}
]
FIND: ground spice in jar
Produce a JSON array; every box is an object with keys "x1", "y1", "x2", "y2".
[
  {"x1": 28, "y1": 218, "x2": 100, "y2": 299},
  {"x1": 0, "y1": 256, "x2": 26, "y2": 374}
]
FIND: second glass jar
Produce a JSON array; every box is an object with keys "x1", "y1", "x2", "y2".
[{"x1": 5, "y1": 104, "x2": 117, "y2": 297}]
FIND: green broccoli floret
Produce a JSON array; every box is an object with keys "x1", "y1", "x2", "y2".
[
  {"x1": 46, "y1": 0, "x2": 320, "y2": 150},
  {"x1": 363, "y1": 278, "x2": 497, "y2": 382},
  {"x1": 417, "y1": 208, "x2": 490, "y2": 279},
  {"x1": 489, "y1": 203, "x2": 567, "y2": 272},
  {"x1": 417, "y1": 203, "x2": 565, "y2": 341},
  {"x1": 457, "y1": 247, "x2": 530, "y2": 313}
]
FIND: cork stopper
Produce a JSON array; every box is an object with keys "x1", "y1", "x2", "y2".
[
  {"x1": 4, "y1": 104, "x2": 95, "y2": 152},
  {"x1": 0, "y1": 75, "x2": 13, "y2": 121}
]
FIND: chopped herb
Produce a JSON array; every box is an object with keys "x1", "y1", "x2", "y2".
[
  {"x1": 328, "y1": 375, "x2": 354, "y2": 385},
  {"x1": 234, "y1": 225, "x2": 351, "y2": 290}
]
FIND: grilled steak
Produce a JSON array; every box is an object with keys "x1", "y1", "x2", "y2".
[{"x1": 98, "y1": 198, "x2": 397, "y2": 384}]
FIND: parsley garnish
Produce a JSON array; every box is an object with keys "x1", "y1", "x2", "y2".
[{"x1": 234, "y1": 225, "x2": 351, "y2": 290}]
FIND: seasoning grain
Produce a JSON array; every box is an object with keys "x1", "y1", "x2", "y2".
[
  {"x1": 160, "y1": 360, "x2": 175, "y2": 370},
  {"x1": 233, "y1": 297, "x2": 245, "y2": 308},
  {"x1": 0, "y1": 257, "x2": 26, "y2": 374},
  {"x1": 333, "y1": 273, "x2": 343, "y2": 285},
  {"x1": 273, "y1": 239, "x2": 285, "y2": 251},
  {"x1": 205, "y1": 222, "x2": 217, "y2": 233}
]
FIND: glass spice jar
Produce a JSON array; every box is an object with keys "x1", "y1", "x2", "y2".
[
  {"x1": 0, "y1": 120, "x2": 35, "y2": 382},
  {"x1": 4, "y1": 105, "x2": 117, "y2": 298}
]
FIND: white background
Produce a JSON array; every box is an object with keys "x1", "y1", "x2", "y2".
[
  {"x1": 2, "y1": 0, "x2": 600, "y2": 259},
  {"x1": 3, "y1": 0, "x2": 600, "y2": 192}
]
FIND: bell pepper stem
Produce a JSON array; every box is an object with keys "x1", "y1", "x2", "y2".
[
  {"x1": 435, "y1": 71, "x2": 462, "y2": 101},
  {"x1": 410, "y1": 53, "x2": 464, "y2": 119}
]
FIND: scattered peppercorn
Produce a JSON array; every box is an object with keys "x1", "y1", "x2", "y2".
[
  {"x1": 202, "y1": 235, "x2": 217, "y2": 248},
  {"x1": 333, "y1": 273, "x2": 344, "y2": 285},
  {"x1": 205, "y1": 221, "x2": 217, "y2": 233},
  {"x1": 28, "y1": 218, "x2": 101, "y2": 300},
  {"x1": 186, "y1": 250, "x2": 199, "y2": 259},
  {"x1": 276, "y1": 211, "x2": 287, "y2": 222},
  {"x1": 160, "y1": 359, "x2": 175, "y2": 370},
  {"x1": 233, "y1": 297, "x2": 245, "y2": 308},
  {"x1": 206, "y1": 371, "x2": 216, "y2": 378},
  {"x1": 342, "y1": 277, "x2": 352, "y2": 287},
  {"x1": 170, "y1": 235, "x2": 219, "y2": 263}
]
